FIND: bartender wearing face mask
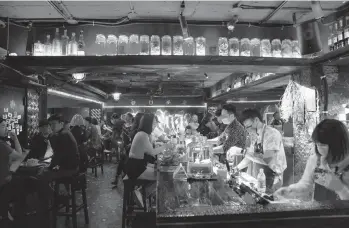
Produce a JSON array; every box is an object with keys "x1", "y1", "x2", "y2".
[
  {"x1": 235, "y1": 109, "x2": 287, "y2": 194},
  {"x1": 211, "y1": 104, "x2": 246, "y2": 164}
]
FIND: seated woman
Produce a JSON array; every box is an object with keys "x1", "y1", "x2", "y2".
[
  {"x1": 274, "y1": 119, "x2": 349, "y2": 201},
  {"x1": 125, "y1": 113, "x2": 170, "y2": 180},
  {"x1": 198, "y1": 112, "x2": 219, "y2": 139},
  {"x1": 70, "y1": 114, "x2": 88, "y2": 172}
]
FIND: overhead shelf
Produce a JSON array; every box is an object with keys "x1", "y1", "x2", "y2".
[
  {"x1": 312, "y1": 45, "x2": 349, "y2": 66},
  {"x1": 4, "y1": 56, "x2": 311, "y2": 75},
  {"x1": 209, "y1": 74, "x2": 291, "y2": 101}
]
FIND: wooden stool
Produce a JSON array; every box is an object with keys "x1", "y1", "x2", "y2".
[
  {"x1": 52, "y1": 173, "x2": 89, "y2": 228},
  {"x1": 122, "y1": 176, "x2": 154, "y2": 228}
]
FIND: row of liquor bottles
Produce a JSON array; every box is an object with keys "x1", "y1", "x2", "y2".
[
  {"x1": 328, "y1": 15, "x2": 349, "y2": 51},
  {"x1": 32, "y1": 28, "x2": 301, "y2": 58}
]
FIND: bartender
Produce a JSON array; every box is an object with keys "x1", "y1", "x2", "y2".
[
  {"x1": 235, "y1": 108, "x2": 287, "y2": 194},
  {"x1": 209, "y1": 104, "x2": 246, "y2": 164}
]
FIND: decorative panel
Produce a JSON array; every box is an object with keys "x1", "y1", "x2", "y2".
[{"x1": 26, "y1": 90, "x2": 40, "y2": 139}]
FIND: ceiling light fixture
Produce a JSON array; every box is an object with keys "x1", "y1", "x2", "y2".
[
  {"x1": 310, "y1": 0, "x2": 324, "y2": 20},
  {"x1": 48, "y1": 88, "x2": 103, "y2": 105},
  {"x1": 72, "y1": 73, "x2": 86, "y2": 82},
  {"x1": 112, "y1": 92, "x2": 121, "y2": 101},
  {"x1": 227, "y1": 15, "x2": 239, "y2": 31}
]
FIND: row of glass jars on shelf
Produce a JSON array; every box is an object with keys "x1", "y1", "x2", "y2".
[{"x1": 232, "y1": 73, "x2": 274, "y2": 89}]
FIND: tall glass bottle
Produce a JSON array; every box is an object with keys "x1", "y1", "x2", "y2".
[
  {"x1": 61, "y1": 30, "x2": 69, "y2": 56},
  {"x1": 52, "y1": 28, "x2": 62, "y2": 56},
  {"x1": 77, "y1": 30, "x2": 85, "y2": 56},
  {"x1": 33, "y1": 41, "x2": 44, "y2": 56},
  {"x1": 44, "y1": 35, "x2": 52, "y2": 56},
  {"x1": 69, "y1": 32, "x2": 78, "y2": 56}
]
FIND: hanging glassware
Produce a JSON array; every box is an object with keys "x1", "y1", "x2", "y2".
[
  {"x1": 228, "y1": 38, "x2": 239, "y2": 56},
  {"x1": 106, "y1": 35, "x2": 118, "y2": 56},
  {"x1": 195, "y1": 37, "x2": 206, "y2": 56},
  {"x1": 140, "y1": 35, "x2": 150, "y2": 55},
  {"x1": 150, "y1": 35, "x2": 160, "y2": 55},
  {"x1": 183, "y1": 36, "x2": 195, "y2": 55},
  {"x1": 118, "y1": 35, "x2": 129, "y2": 55},
  {"x1": 281, "y1": 39, "x2": 292, "y2": 58},
  {"x1": 291, "y1": 40, "x2": 301, "y2": 58},
  {"x1": 260, "y1": 39, "x2": 271, "y2": 57},
  {"x1": 44, "y1": 35, "x2": 52, "y2": 56},
  {"x1": 271, "y1": 39, "x2": 282, "y2": 57},
  {"x1": 95, "y1": 34, "x2": 106, "y2": 56},
  {"x1": 240, "y1": 38, "x2": 250, "y2": 56},
  {"x1": 250, "y1": 38, "x2": 261, "y2": 57},
  {"x1": 161, "y1": 35, "x2": 172, "y2": 55},
  {"x1": 68, "y1": 32, "x2": 78, "y2": 56},
  {"x1": 33, "y1": 41, "x2": 44, "y2": 56},
  {"x1": 52, "y1": 28, "x2": 62, "y2": 56},
  {"x1": 218, "y1": 37, "x2": 228, "y2": 56},
  {"x1": 129, "y1": 34, "x2": 140, "y2": 55},
  {"x1": 61, "y1": 30, "x2": 69, "y2": 56},
  {"x1": 173, "y1": 36, "x2": 183, "y2": 55}
]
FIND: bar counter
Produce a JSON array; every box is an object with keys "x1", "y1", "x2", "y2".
[{"x1": 156, "y1": 165, "x2": 349, "y2": 227}]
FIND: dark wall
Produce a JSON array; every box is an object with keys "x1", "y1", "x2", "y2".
[
  {"x1": 0, "y1": 23, "x2": 28, "y2": 55},
  {"x1": 49, "y1": 107, "x2": 90, "y2": 122}
]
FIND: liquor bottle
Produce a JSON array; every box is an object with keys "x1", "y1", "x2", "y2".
[
  {"x1": 333, "y1": 22, "x2": 339, "y2": 50},
  {"x1": 52, "y1": 28, "x2": 62, "y2": 56},
  {"x1": 44, "y1": 35, "x2": 52, "y2": 56},
  {"x1": 337, "y1": 18, "x2": 344, "y2": 49},
  {"x1": 257, "y1": 168, "x2": 266, "y2": 193},
  {"x1": 328, "y1": 24, "x2": 334, "y2": 51},
  {"x1": 77, "y1": 30, "x2": 85, "y2": 56},
  {"x1": 69, "y1": 32, "x2": 78, "y2": 56},
  {"x1": 344, "y1": 15, "x2": 349, "y2": 46},
  {"x1": 61, "y1": 30, "x2": 69, "y2": 56}
]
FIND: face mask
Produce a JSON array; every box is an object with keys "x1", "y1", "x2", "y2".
[{"x1": 222, "y1": 117, "x2": 230, "y2": 124}]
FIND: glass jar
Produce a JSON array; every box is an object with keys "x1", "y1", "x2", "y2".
[
  {"x1": 228, "y1": 38, "x2": 239, "y2": 56},
  {"x1": 118, "y1": 35, "x2": 129, "y2": 55},
  {"x1": 95, "y1": 34, "x2": 106, "y2": 56},
  {"x1": 291, "y1": 40, "x2": 301, "y2": 58},
  {"x1": 240, "y1": 38, "x2": 250, "y2": 56},
  {"x1": 195, "y1": 37, "x2": 206, "y2": 56},
  {"x1": 106, "y1": 35, "x2": 118, "y2": 56},
  {"x1": 183, "y1": 37, "x2": 195, "y2": 55},
  {"x1": 161, "y1": 35, "x2": 172, "y2": 55},
  {"x1": 129, "y1": 34, "x2": 140, "y2": 55},
  {"x1": 173, "y1": 36, "x2": 183, "y2": 55},
  {"x1": 218, "y1": 37, "x2": 228, "y2": 56},
  {"x1": 281, "y1": 39, "x2": 292, "y2": 58},
  {"x1": 250, "y1": 38, "x2": 261, "y2": 57},
  {"x1": 140, "y1": 35, "x2": 150, "y2": 55},
  {"x1": 150, "y1": 35, "x2": 160, "y2": 55},
  {"x1": 260, "y1": 39, "x2": 271, "y2": 57},
  {"x1": 33, "y1": 41, "x2": 44, "y2": 56},
  {"x1": 271, "y1": 39, "x2": 282, "y2": 57}
]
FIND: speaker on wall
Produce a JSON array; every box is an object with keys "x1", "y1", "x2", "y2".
[{"x1": 296, "y1": 20, "x2": 322, "y2": 55}]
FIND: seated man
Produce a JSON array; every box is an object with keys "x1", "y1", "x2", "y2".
[
  {"x1": 0, "y1": 118, "x2": 26, "y2": 225},
  {"x1": 235, "y1": 109, "x2": 287, "y2": 194},
  {"x1": 27, "y1": 119, "x2": 52, "y2": 160}
]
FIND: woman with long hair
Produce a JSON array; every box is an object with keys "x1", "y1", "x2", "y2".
[
  {"x1": 274, "y1": 119, "x2": 349, "y2": 201},
  {"x1": 70, "y1": 114, "x2": 88, "y2": 172}
]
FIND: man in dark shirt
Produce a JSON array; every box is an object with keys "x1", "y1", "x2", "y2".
[{"x1": 27, "y1": 119, "x2": 51, "y2": 160}]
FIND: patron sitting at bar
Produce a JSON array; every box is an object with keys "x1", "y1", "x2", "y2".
[
  {"x1": 27, "y1": 119, "x2": 53, "y2": 160},
  {"x1": 274, "y1": 119, "x2": 349, "y2": 201},
  {"x1": 235, "y1": 108, "x2": 287, "y2": 194}
]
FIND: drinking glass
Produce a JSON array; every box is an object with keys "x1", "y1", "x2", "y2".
[
  {"x1": 129, "y1": 34, "x2": 140, "y2": 55},
  {"x1": 118, "y1": 35, "x2": 128, "y2": 55},
  {"x1": 228, "y1": 38, "x2": 239, "y2": 56},
  {"x1": 183, "y1": 37, "x2": 195, "y2": 55},
  {"x1": 150, "y1": 35, "x2": 160, "y2": 55},
  {"x1": 161, "y1": 35, "x2": 172, "y2": 55},
  {"x1": 281, "y1": 39, "x2": 292, "y2": 58},
  {"x1": 195, "y1": 37, "x2": 206, "y2": 56},
  {"x1": 271, "y1": 39, "x2": 282, "y2": 58},
  {"x1": 218, "y1": 37, "x2": 228, "y2": 56},
  {"x1": 250, "y1": 38, "x2": 261, "y2": 57},
  {"x1": 140, "y1": 35, "x2": 150, "y2": 55},
  {"x1": 173, "y1": 36, "x2": 184, "y2": 55},
  {"x1": 240, "y1": 38, "x2": 250, "y2": 56},
  {"x1": 260, "y1": 39, "x2": 271, "y2": 57}
]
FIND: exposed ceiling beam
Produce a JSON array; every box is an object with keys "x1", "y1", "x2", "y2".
[
  {"x1": 259, "y1": 1, "x2": 288, "y2": 24},
  {"x1": 46, "y1": 0, "x2": 78, "y2": 24}
]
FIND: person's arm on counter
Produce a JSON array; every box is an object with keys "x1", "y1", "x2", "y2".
[
  {"x1": 236, "y1": 157, "x2": 251, "y2": 170},
  {"x1": 136, "y1": 132, "x2": 167, "y2": 157}
]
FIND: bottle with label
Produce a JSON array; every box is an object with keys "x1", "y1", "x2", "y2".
[
  {"x1": 333, "y1": 22, "x2": 339, "y2": 50},
  {"x1": 328, "y1": 24, "x2": 334, "y2": 52},
  {"x1": 344, "y1": 15, "x2": 349, "y2": 46},
  {"x1": 337, "y1": 18, "x2": 344, "y2": 49},
  {"x1": 257, "y1": 168, "x2": 266, "y2": 193},
  {"x1": 44, "y1": 35, "x2": 52, "y2": 56},
  {"x1": 69, "y1": 32, "x2": 78, "y2": 56},
  {"x1": 77, "y1": 30, "x2": 85, "y2": 56},
  {"x1": 52, "y1": 28, "x2": 62, "y2": 56},
  {"x1": 61, "y1": 30, "x2": 69, "y2": 56}
]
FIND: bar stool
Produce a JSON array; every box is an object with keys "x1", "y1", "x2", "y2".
[
  {"x1": 104, "y1": 149, "x2": 113, "y2": 162},
  {"x1": 52, "y1": 173, "x2": 89, "y2": 228},
  {"x1": 122, "y1": 176, "x2": 154, "y2": 228}
]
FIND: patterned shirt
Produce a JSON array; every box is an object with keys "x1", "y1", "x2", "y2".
[{"x1": 221, "y1": 119, "x2": 247, "y2": 153}]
